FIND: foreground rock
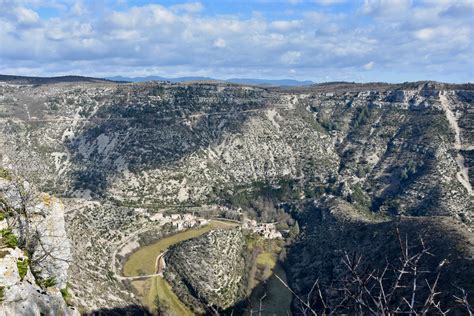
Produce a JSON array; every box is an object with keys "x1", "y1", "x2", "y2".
[
  {"x1": 0, "y1": 178, "x2": 77, "y2": 315},
  {"x1": 0, "y1": 246, "x2": 78, "y2": 316}
]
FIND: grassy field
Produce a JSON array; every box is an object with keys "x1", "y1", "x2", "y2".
[
  {"x1": 131, "y1": 276, "x2": 193, "y2": 315},
  {"x1": 256, "y1": 252, "x2": 278, "y2": 280},
  {"x1": 256, "y1": 252, "x2": 278, "y2": 269},
  {"x1": 123, "y1": 220, "x2": 238, "y2": 276},
  {"x1": 151, "y1": 276, "x2": 193, "y2": 315}
]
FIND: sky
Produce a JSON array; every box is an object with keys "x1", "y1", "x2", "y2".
[{"x1": 0, "y1": 0, "x2": 473, "y2": 83}]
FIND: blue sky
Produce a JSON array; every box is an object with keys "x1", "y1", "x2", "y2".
[{"x1": 0, "y1": 0, "x2": 473, "y2": 83}]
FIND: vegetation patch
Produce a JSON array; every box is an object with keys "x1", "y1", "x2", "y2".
[
  {"x1": 353, "y1": 105, "x2": 370, "y2": 128},
  {"x1": 0, "y1": 168, "x2": 12, "y2": 180},
  {"x1": 256, "y1": 252, "x2": 278, "y2": 280},
  {"x1": 60, "y1": 285, "x2": 73, "y2": 305},
  {"x1": 32, "y1": 271, "x2": 57, "y2": 289},
  {"x1": 151, "y1": 276, "x2": 193, "y2": 316},
  {"x1": 0, "y1": 229, "x2": 18, "y2": 248},
  {"x1": 16, "y1": 258, "x2": 29, "y2": 280},
  {"x1": 400, "y1": 159, "x2": 424, "y2": 181}
]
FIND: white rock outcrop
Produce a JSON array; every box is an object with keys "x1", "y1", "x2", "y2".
[
  {"x1": 0, "y1": 246, "x2": 79, "y2": 316},
  {"x1": 0, "y1": 178, "x2": 76, "y2": 315}
]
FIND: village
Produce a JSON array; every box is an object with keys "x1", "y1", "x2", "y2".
[{"x1": 140, "y1": 208, "x2": 283, "y2": 239}]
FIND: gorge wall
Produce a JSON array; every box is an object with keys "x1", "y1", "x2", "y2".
[{"x1": 0, "y1": 78, "x2": 472, "y2": 313}]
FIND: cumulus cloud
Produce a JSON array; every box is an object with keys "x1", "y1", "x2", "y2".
[
  {"x1": 281, "y1": 51, "x2": 301, "y2": 65},
  {"x1": 363, "y1": 61, "x2": 375, "y2": 70},
  {"x1": 270, "y1": 20, "x2": 302, "y2": 31},
  {"x1": 71, "y1": 0, "x2": 86, "y2": 16},
  {"x1": 0, "y1": 0, "x2": 471, "y2": 83},
  {"x1": 413, "y1": 27, "x2": 436, "y2": 41},
  {"x1": 361, "y1": 0, "x2": 411, "y2": 16},
  {"x1": 13, "y1": 6, "x2": 39, "y2": 25},
  {"x1": 213, "y1": 38, "x2": 226, "y2": 48},
  {"x1": 171, "y1": 2, "x2": 203, "y2": 13}
]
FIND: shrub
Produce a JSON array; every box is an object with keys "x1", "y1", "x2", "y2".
[
  {"x1": 61, "y1": 285, "x2": 73, "y2": 305},
  {"x1": 353, "y1": 105, "x2": 370, "y2": 128},
  {"x1": 0, "y1": 229, "x2": 18, "y2": 248},
  {"x1": 39, "y1": 277, "x2": 57, "y2": 288},
  {"x1": 349, "y1": 185, "x2": 370, "y2": 210},
  {"x1": 16, "y1": 258, "x2": 29, "y2": 280},
  {"x1": 400, "y1": 159, "x2": 424, "y2": 181},
  {"x1": 0, "y1": 168, "x2": 12, "y2": 180}
]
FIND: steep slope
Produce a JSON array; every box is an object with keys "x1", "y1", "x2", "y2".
[
  {"x1": 0, "y1": 79, "x2": 472, "y2": 312},
  {"x1": 164, "y1": 229, "x2": 245, "y2": 313},
  {"x1": 0, "y1": 176, "x2": 77, "y2": 315}
]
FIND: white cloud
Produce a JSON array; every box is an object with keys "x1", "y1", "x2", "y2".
[
  {"x1": 14, "y1": 6, "x2": 39, "y2": 25},
  {"x1": 109, "y1": 5, "x2": 176, "y2": 28},
  {"x1": 362, "y1": 0, "x2": 411, "y2": 16},
  {"x1": 171, "y1": 2, "x2": 203, "y2": 13},
  {"x1": 213, "y1": 38, "x2": 226, "y2": 48},
  {"x1": 281, "y1": 51, "x2": 301, "y2": 65},
  {"x1": 363, "y1": 61, "x2": 375, "y2": 70},
  {"x1": 71, "y1": 0, "x2": 86, "y2": 15},
  {"x1": 270, "y1": 20, "x2": 302, "y2": 31},
  {"x1": 413, "y1": 27, "x2": 436, "y2": 41}
]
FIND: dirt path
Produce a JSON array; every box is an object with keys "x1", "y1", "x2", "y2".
[
  {"x1": 154, "y1": 250, "x2": 167, "y2": 275},
  {"x1": 113, "y1": 250, "x2": 167, "y2": 281},
  {"x1": 439, "y1": 93, "x2": 472, "y2": 195},
  {"x1": 110, "y1": 225, "x2": 152, "y2": 281}
]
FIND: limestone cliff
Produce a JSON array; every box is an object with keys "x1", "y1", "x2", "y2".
[
  {"x1": 0, "y1": 79, "x2": 472, "y2": 312},
  {"x1": 0, "y1": 177, "x2": 76, "y2": 315}
]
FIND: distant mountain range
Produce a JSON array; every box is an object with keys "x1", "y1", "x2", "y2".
[{"x1": 105, "y1": 75, "x2": 314, "y2": 87}]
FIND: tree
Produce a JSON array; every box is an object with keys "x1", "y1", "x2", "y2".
[
  {"x1": 289, "y1": 221, "x2": 300, "y2": 239},
  {"x1": 276, "y1": 227, "x2": 472, "y2": 315}
]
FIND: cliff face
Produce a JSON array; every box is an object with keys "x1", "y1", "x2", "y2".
[
  {"x1": 0, "y1": 82, "x2": 471, "y2": 219},
  {"x1": 164, "y1": 229, "x2": 245, "y2": 312},
  {"x1": 0, "y1": 79, "x2": 472, "y2": 311},
  {"x1": 0, "y1": 178, "x2": 77, "y2": 315}
]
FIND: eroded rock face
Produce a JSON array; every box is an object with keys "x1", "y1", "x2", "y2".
[
  {"x1": 30, "y1": 193, "x2": 71, "y2": 289},
  {"x1": 164, "y1": 229, "x2": 245, "y2": 310},
  {"x1": 0, "y1": 80, "x2": 472, "y2": 311},
  {"x1": 0, "y1": 178, "x2": 75, "y2": 315},
  {"x1": 0, "y1": 246, "x2": 78, "y2": 316},
  {"x1": 0, "y1": 179, "x2": 71, "y2": 288}
]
